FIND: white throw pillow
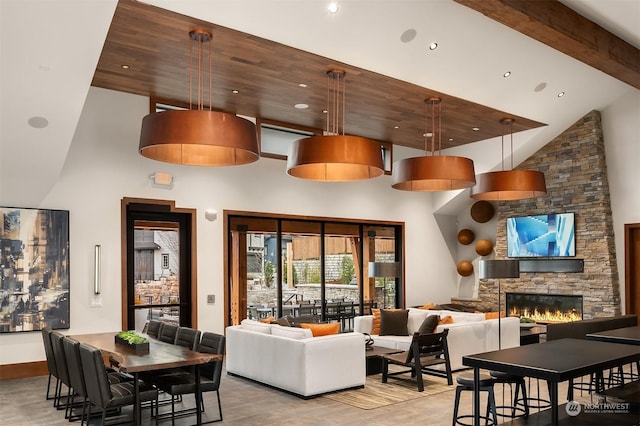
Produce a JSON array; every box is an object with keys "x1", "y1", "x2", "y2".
[
  {"x1": 407, "y1": 308, "x2": 430, "y2": 334},
  {"x1": 240, "y1": 319, "x2": 272, "y2": 334},
  {"x1": 271, "y1": 325, "x2": 312, "y2": 340}
]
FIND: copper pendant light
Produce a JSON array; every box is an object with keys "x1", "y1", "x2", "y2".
[
  {"x1": 392, "y1": 98, "x2": 476, "y2": 191},
  {"x1": 286, "y1": 70, "x2": 384, "y2": 181},
  {"x1": 139, "y1": 30, "x2": 259, "y2": 166},
  {"x1": 470, "y1": 118, "x2": 546, "y2": 200}
]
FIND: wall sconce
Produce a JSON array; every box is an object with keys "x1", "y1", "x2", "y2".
[
  {"x1": 150, "y1": 172, "x2": 174, "y2": 189},
  {"x1": 94, "y1": 245, "x2": 101, "y2": 295}
]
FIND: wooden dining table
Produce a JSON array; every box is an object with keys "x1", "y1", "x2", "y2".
[{"x1": 69, "y1": 331, "x2": 222, "y2": 425}]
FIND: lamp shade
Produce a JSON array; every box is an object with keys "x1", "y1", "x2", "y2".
[
  {"x1": 139, "y1": 110, "x2": 259, "y2": 166},
  {"x1": 471, "y1": 170, "x2": 546, "y2": 201},
  {"x1": 287, "y1": 135, "x2": 384, "y2": 181},
  {"x1": 368, "y1": 262, "x2": 401, "y2": 277},
  {"x1": 479, "y1": 260, "x2": 520, "y2": 279},
  {"x1": 391, "y1": 155, "x2": 476, "y2": 191}
]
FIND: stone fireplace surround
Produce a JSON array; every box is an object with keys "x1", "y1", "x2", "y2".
[{"x1": 452, "y1": 111, "x2": 621, "y2": 319}]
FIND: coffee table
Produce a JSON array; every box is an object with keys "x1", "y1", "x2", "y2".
[{"x1": 365, "y1": 346, "x2": 403, "y2": 375}]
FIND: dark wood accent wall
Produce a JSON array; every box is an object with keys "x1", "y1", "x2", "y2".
[{"x1": 0, "y1": 361, "x2": 48, "y2": 380}]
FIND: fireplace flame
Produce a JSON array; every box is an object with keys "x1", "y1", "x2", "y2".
[{"x1": 509, "y1": 307, "x2": 582, "y2": 323}]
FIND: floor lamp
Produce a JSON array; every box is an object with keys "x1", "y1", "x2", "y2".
[
  {"x1": 479, "y1": 259, "x2": 520, "y2": 349},
  {"x1": 368, "y1": 262, "x2": 401, "y2": 309}
]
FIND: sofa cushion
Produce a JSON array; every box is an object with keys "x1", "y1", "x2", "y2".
[
  {"x1": 407, "y1": 308, "x2": 430, "y2": 334},
  {"x1": 241, "y1": 319, "x2": 272, "y2": 334},
  {"x1": 271, "y1": 324, "x2": 312, "y2": 339},
  {"x1": 300, "y1": 322, "x2": 340, "y2": 337},
  {"x1": 417, "y1": 314, "x2": 440, "y2": 334},
  {"x1": 417, "y1": 302, "x2": 435, "y2": 310},
  {"x1": 259, "y1": 316, "x2": 276, "y2": 323},
  {"x1": 380, "y1": 309, "x2": 409, "y2": 336}
]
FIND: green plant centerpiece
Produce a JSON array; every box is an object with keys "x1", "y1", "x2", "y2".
[{"x1": 115, "y1": 330, "x2": 150, "y2": 352}]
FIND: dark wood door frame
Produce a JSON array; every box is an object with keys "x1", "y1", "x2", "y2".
[
  {"x1": 625, "y1": 223, "x2": 640, "y2": 322},
  {"x1": 121, "y1": 198, "x2": 197, "y2": 330}
]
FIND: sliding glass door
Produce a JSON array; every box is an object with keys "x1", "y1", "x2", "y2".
[{"x1": 226, "y1": 212, "x2": 403, "y2": 327}]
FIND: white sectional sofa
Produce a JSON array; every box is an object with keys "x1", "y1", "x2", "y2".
[
  {"x1": 354, "y1": 308, "x2": 520, "y2": 371},
  {"x1": 226, "y1": 319, "x2": 366, "y2": 397}
]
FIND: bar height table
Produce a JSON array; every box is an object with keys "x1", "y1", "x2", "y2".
[
  {"x1": 586, "y1": 325, "x2": 640, "y2": 345},
  {"x1": 463, "y1": 338, "x2": 640, "y2": 426}
]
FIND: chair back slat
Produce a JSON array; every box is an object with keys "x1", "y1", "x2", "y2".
[
  {"x1": 50, "y1": 331, "x2": 71, "y2": 386},
  {"x1": 79, "y1": 343, "x2": 112, "y2": 409},
  {"x1": 175, "y1": 327, "x2": 202, "y2": 350},
  {"x1": 63, "y1": 337, "x2": 86, "y2": 397},
  {"x1": 158, "y1": 323, "x2": 179, "y2": 344},
  {"x1": 41, "y1": 327, "x2": 58, "y2": 377},
  {"x1": 198, "y1": 332, "x2": 225, "y2": 383},
  {"x1": 146, "y1": 319, "x2": 163, "y2": 338}
]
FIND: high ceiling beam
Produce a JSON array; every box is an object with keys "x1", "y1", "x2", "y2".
[{"x1": 454, "y1": 0, "x2": 640, "y2": 90}]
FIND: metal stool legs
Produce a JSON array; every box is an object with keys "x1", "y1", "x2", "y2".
[
  {"x1": 452, "y1": 374, "x2": 498, "y2": 426},
  {"x1": 490, "y1": 371, "x2": 529, "y2": 419}
]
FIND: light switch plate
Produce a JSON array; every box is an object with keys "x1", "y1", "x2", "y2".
[{"x1": 207, "y1": 294, "x2": 215, "y2": 304}]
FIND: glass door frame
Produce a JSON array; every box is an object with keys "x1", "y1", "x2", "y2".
[
  {"x1": 120, "y1": 198, "x2": 197, "y2": 330},
  {"x1": 224, "y1": 210, "x2": 404, "y2": 327}
]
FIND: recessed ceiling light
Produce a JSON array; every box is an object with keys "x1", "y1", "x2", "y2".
[
  {"x1": 232, "y1": 90, "x2": 239, "y2": 94},
  {"x1": 28, "y1": 116, "x2": 49, "y2": 129},
  {"x1": 328, "y1": 2, "x2": 339, "y2": 14},
  {"x1": 322, "y1": 110, "x2": 328, "y2": 114},
  {"x1": 503, "y1": 71, "x2": 511, "y2": 78},
  {"x1": 428, "y1": 42, "x2": 438, "y2": 51},
  {"x1": 294, "y1": 103, "x2": 309, "y2": 109},
  {"x1": 557, "y1": 91, "x2": 565, "y2": 97},
  {"x1": 121, "y1": 64, "x2": 130, "y2": 70},
  {"x1": 394, "y1": 125, "x2": 400, "y2": 129},
  {"x1": 472, "y1": 127, "x2": 480, "y2": 131},
  {"x1": 423, "y1": 132, "x2": 433, "y2": 138},
  {"x1": 448, "y1": 138, "x2": 454, "y2": 142},
  {"x1": 298, "y1": 83, "x2": 308, "y2": 88}
]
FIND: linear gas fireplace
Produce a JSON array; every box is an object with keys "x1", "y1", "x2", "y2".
[{"x1": 506, "y1": 292, "x2": 583, "y2": 323}]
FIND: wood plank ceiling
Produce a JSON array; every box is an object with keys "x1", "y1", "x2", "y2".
[{"x1": 92, "y1": 0, "x2": 546, "y2": 151}]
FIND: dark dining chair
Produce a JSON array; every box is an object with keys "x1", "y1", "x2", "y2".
[
  {"x1": 382, "y1": 329, "x2": 453, "y2": 392},
  {"x1": 152, "y1": 332, "x2": 225, "y2": 424},
  {"x1": 174, "y1": 327, "x2": 202, "y2": 351},
  {"x1": 62, "y1": 337, "x2": 90, "y2": 425},
  {"x1": 146, "y1": 319, "x2": 164, "y2": 339},
  {"x1": 79, "y1": 343, "x2": 158, "y2": 426},
  {"x1": 41, "y1": 327, "x2": 61, "y2": 404},
  {"x1": 158, "y1": 323, "x2": 179, "y2": 344},
  {"x1": 50, "y1": 331, "x2": 74, "y2": 415}
]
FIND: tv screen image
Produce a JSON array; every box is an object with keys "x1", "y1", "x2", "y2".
[{"x1": 506, "y1": 213, "x2": 575, "y2": 258}]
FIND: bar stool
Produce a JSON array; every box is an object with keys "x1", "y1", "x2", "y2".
[
  {"x1": 452, "y1": 373, "x2": 498, "y2": 426},
  {"x1": 525, "y1": 378, "x2": 552, "y2": 411},
  {"x1": 490, "y1": 370, "x2": 529, "y2": 419}
]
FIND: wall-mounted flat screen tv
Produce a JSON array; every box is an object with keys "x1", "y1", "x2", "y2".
[{"x1": 506, "y1": 213, "x2": 575, "y2": 258}]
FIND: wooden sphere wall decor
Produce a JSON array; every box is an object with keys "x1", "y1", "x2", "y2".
[
  {"x1": 457, "y1": 260, "x2": 474, "y2": 276},
  {"x1": 457, "y1": 229, "x2": 475, "y2": 245},
  {"x1": 475, "y1": 239, "x2": 494, "y2": 256},
  {"x1": 470, "y1": 200, "x2": 495, "y2": 223}
]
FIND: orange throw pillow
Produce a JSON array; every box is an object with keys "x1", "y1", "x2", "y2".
[
  {"x1": 484, "y1": 311, "x2": 506, "y2": 320},
  {"x1": 418, "y1": 302, "x2": 435, "y2": 310},
  {"x1": 259, "y1": 316, "x2": 275, "y2": 324},
  {"x1": 300, "y1": 322, "x2": 340, "y2": 337},
  {"x1": 371, "y1": 308, "x2": 381, "y2": 334},
  {"x1": 438, "y1": 315, "x2": 454, "y2": 325}
]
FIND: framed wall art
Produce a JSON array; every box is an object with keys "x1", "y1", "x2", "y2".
[{"x1": 0, "y1": 207, "x2": 70, "y2": 333}]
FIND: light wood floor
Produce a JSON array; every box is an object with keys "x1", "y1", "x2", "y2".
[{"x1": 0, "y1": 369, "x2": 585, "y2": 426}]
